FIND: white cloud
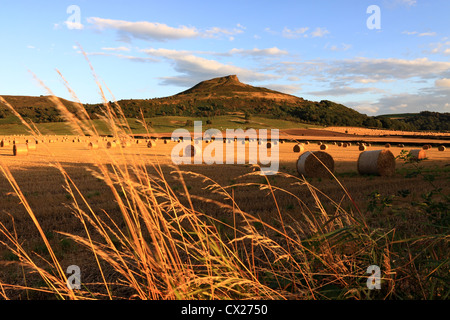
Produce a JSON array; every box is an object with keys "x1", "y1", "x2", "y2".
[
  {"x1": 326, "y1": 43, "x2": 352, "y2": 52},
  {"x1": 282, "y1": 27, "x2": 309, "y2": 39},
  {"x1": 403, "y1": 31, "x2": 437, "y2": 37},
  {"x1": 311, "y1": 27, "x2": 330, "y2": 38},
  {"x1": 280, "y1": 26, "x2": 329, "y2": 39},
  {"x1": 426, "y1": 41, "x2": 450, "y2": 55},
  {"x1": 228, "y1": 47, "x2": 288, "y2": 56},
  {"x1": 87, "y1": 17, "x2": 199, "y2": 41},
  {"x1": 141, "y1": 48, "x2": 278, "y2": 86},
  {"x1": 352, "y1": 104, "x2": 380, "y2": 115},
  {"x1": 418, "y1": 32, "x2": 437, "y2": 37},
  {"x1": 87, "y1": 17, "x2": 245, "y2": 42},
  {"x1": 203, "y1": 25, "x2": 244, "y2": 38},
  {"x1": 391, "y1": 0, "x2": 417, "y2": 6},
  {"x1": 102, "y1": 46, "x2": 131, "y2": 52},
  {"x1": 327, "y1": 57, "x2": 450, "y2": 81},
  {"x1": 374, "y1": 91, "x2": 450, "y2": 114},
  {"x1": 64, "y1": 21, "x2": 84, "y2": 30}
]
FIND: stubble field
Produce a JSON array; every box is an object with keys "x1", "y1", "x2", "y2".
[{"x1": 0, "y1": 132, "x2": 448, "y2": 300}]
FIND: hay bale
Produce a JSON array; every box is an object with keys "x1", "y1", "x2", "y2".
[
  {"x1": 106, "y1": 141, "x2": 116, "y2": 149},
  {"x1": 438, "y1": 145, "x2": 446, "y2": 152},
  {"x1": 357, "y1": 149, "x2": 395, "y2": 177},
  {"x1": 397, "y1": 143, "x2": 404, "y2": 148},
  {"x1": 88, "y1": 142, "x2": 99, "y2": 150},
  {"x1": 408, "y1": 149, "x2": 427, "y2": 160},
  {"x1": 147, "y1": 140, "x2": 156, "y2": 148},
  {"x1": 266, "y1": 142, "x2": 272, "y2": 149},
  {"x1": 164, "y1": 139, "x2": 168, "y2": 144},
  {"x1": 337, "y1": 142, "x2": 342, "y2": 147},
  {"x1": 0, "y1": 140, "x2": 10, "y2": 147},
  {"x1": 293, "y1": 143, "x2": 304, "y2": 153},
  {"x1": 385, "y1": 143, "x2": 391, "y2": 148},
  {"x1": 320, "y1": 144, "x2": 328, "y2": 150},
  {"x1": 359, "y1": 145, "x2": 367, "y2": 151},
  {"x1": 185, "y1": 144, "x2": 201, "y2": 157},
  {"x1": 296, "y1": 151, "x2": 334, "y2": 178},
  {"x1": 422, "y1": 144, "x2": 431, "y2": 150},
  {"x1": 13, "y1": 144, "x2": 28, "y2": 156},
  {"x1": 342, "y1": 142, "x2": 348, "y2": 148}
]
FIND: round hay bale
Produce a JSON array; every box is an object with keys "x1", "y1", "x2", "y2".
[
  {"x1": 293, "y1": 143, "x2": 304, "y2": 153},
  {"x1": 185, "y1": 144, "x2": 201, "y2": 157},
  {"x1": 319, "y1": 144, "x2": 328, "y2": 150},
  {"x1": 266, "y1": 142, "x2": 272, "y2": 149},
  {"x1": 342, "y1": 142, "x2": 348, "y2": 148},
  {"x1": 422, "y1": 144, "x2": 431, "y2": 150},
  {"x1": 385, "y1": 143, "x2": 391, "y2": 148},
  {"x1": 397, "y1": 143, "x2": 404, "y2": 148},
  {"x1": 88, "y1": 142, "x2": 99, "y2": 150},
  {"x1": 106, "y1": 141, "x2": 116, "y2": 149},
  {"x1": 438, "y1": 145, "x2": 446, "y2": 152},
  {"x1": 296, "y1": 151, "x2": 334, "y2": 178},
  {"x1": 304, "y1": 141, "x2": 309, "y2": 145},
  {"x1": 357, "y1": 149, "x2": 395, "y2": 177},
  {"x1": 359, "y1": 145, "x2": 367, "y2": 151},
  {"x1": 147, "y1": 140, "x2": 156, "y2": 148},
  {"x1": 164, "y1": 139, "x2": 168, "y2": 144},
  {"x1": 337, "y1": 142, "x2": 342, "y2": 147},
  {"x1": 13, "y1": 144, "x2": 28, "y2": 156},
  {"x1": 0, "y1": 140, "x2": 10, "y2": 147},
  {"x1": 408, "y1": 149, "x2": 427, "y2": 160}
]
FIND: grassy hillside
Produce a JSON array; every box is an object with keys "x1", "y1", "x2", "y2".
[{"x1": 1, "y1": 76, "x2": 449, "y2": 133}]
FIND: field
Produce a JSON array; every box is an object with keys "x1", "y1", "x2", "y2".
[
  {"x1": 0, "y1": 115, "x2": 320, "y2": 136},
  {"x1": 0, "y1": 128, "x2": 448, "y2": 300}
]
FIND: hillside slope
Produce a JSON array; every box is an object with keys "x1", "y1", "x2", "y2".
[{"x1": 1, "y1": 76, "x2": 448, "y2": 131}]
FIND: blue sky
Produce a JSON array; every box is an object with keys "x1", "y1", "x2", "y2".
[{"x1": 1, "y1": 0, "x2": 449, "y2": 115}]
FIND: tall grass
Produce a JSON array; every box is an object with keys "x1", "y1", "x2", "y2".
[{"x1": 0, "y1": 60, "x2": 448, "y2": 300}]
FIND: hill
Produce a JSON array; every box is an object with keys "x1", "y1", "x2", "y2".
[
  {"x1": 0, "y1": 95, "x2": 80, "y2": 123},
  {"x1": 175, "y1": 74, "x2": 301, "y2": 102},
  {"x1": 0, "y1": 75, "x2": 449, "y2": 132},
  {"x1": 95, "y1": 75, "x2": 369, "y2": 127}
]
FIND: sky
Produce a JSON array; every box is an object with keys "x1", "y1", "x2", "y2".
[{"x1": 0, "y1": 0, "x2": 449, "y2": 116}]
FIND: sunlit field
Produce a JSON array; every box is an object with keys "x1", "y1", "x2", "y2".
[{"x1": 0, "y1": 126, "x2": 448, "y2": 300}]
